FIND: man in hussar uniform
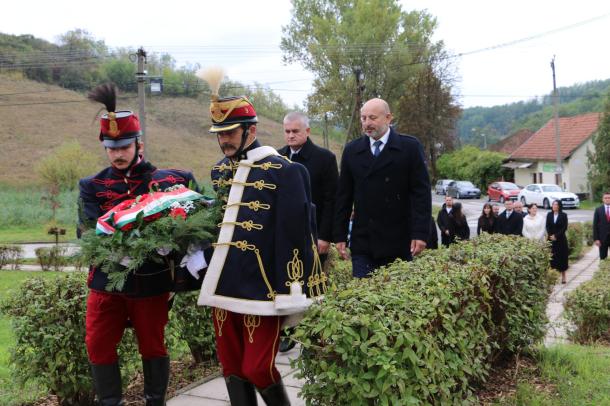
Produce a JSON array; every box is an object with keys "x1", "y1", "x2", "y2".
[
  {"x1": 79, "y1": 84, "x2": 198, "y2": 405},
  {"x1": 197, "y1": 72, "x2": 327, "y2": 405}
]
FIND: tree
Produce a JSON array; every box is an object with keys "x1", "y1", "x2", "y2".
[
  {"x1": 281, "y1": 0, "x2": 446, "y2": 141},
  {"x1": 54, "y1": 29, "x2": 107, "y2": 90},
  {"x1": 35, "y1": 140, "x2": 100, "y2": 191},
  {"x1": 436, "y1": 146, "x2": 510, "y2": 190},
  {"x1": 587, "y1": 91, "x2": 610, "y2": 200},
  {"x1": 394, "y1": 51, "x2": 461, "y2": 180}
]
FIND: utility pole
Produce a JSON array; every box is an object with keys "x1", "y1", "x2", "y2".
[
  {"x1": 136, "y1": 48, "x2": 148, "y2": 159},
  {"x1": 345, "y1": 67, "x2": 365, "y2": 142},
  {"x1": 551, "y1": 56, "x2": 562, "y2": 187},
  {"x1": 323, "y1": 112, "x2": 329, "y2": 149}
]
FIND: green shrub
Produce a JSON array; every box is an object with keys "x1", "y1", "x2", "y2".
[
  {"x1": 564, "y1": 260, "x2": 610, "y2": 343},
  {"x1": 35, "y1": 246, "x2": 68, "y2": 271},
  {"x1": 0, "y1": 245, "x2": 23, "y2": 270},
  {"x1": 582, "y1": 220, "x2": 594, "y2": 246},
  {"x1": 293, "y1": 234, "x2": 550, "y2": 405},
  {"x1": 0, "y1": 272, "x2": 139, "y2": 405},
  {"x1": 167, "y1": 291, "x2": 216, "y2": 365},
  {"x1": 35, "y1": 141, "x2": 100, "y2": 191},
  {"x1": 566, "y1": 223, "x2": 585, "y2": 260}
]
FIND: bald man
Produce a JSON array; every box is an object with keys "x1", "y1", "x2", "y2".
[{"x1": 333, "y1": 98, "x2": 431, "y2": 278}]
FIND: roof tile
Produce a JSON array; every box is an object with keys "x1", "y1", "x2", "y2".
[{"x1": 509, "y1": 112, "x2": 600, "y2": 160}]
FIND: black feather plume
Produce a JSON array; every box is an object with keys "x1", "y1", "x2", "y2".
[{"x1": 87, "y1": 83, "x2": 117, "y2": 112}]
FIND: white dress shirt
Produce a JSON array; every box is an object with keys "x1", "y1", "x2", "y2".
[{"x1": 369, "y1": 128, "x2": 390, "y2": 155}]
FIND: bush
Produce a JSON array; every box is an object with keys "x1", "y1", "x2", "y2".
[
  {"x1": 566, "y1": 223, "x2": 585, "y2": 260},
  {"x1": 167, "y1": 291, "x2": 216, "y2": 365},
  {"x1": 564, "y1": 260, "x2": 610, "y2": 343},
  {"x1": 0, "y1": 273, "x2": 140, "y2": 405},
  {"x1": 0, "y1": 244, "x2": 23, "y2": 270},
  {"x1": 293, "y1": 234, "x2": 551, "y2": 405},
  {"x1": 35, "y1": 141, "x2": 100, "y2": 191},
  {"x1": 35, "y1": 246, "x2": 68, "y2": 271},
  {"x1": 582, "y1": 221, "x2": 594, "y2": 246}
]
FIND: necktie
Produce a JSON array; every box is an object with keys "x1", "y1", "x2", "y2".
[
  {"x1": 606, "y1": 206, "x2": 610, "y2": 221},
  {"x1": 373, "y1": 140, "x2": 382, "y2": 157},
  {"x1": 290, "y1": 151, "x2": 299, "y2": 161}
]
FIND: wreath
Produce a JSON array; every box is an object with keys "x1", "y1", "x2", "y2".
[{"x1": 78, "y1": 184, "x2": 222, "y2": 292}]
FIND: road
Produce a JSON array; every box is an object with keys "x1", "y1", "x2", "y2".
[{"x1": 432, "y1": 193, "x2": 594, "y2": 237}]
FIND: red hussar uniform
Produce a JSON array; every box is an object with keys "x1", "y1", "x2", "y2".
[{"x1": 78, "y1": 84, "x2": 198, "y2": 406}]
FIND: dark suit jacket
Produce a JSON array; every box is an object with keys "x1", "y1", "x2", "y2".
[
  {"x1": 593, "y1": 205, "x2": 610, "y2": 242},
  {"x1": 333, "y1": 128, "x2": 431, "y2": 259},
  {"x1": 494, "y1": 210, "x2": 523, "y2": 235},
  {"x1": 546, "y1": 211, "x2": 569, "y2": 271},
  {"x1": 437, "y1": 205, "x2": 452, "y2": 246},
  {"x1": 278, "y1": 138, "x2": 339, "y2": 242}
]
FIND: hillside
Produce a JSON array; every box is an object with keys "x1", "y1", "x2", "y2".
[
  {"x1": 458, "y1": 78, "x2": 610, "y2": 147},
  {"x1": 0, "y1": 75, "x2": 344, "y2": 186}
]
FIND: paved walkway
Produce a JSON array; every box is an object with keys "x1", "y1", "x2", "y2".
[
  {"x1": 168, "y1": 346, "x2": 305, "y2": 405},
  {"x1": 544, "y1": 246, "x2": 600, "y2": 345}
]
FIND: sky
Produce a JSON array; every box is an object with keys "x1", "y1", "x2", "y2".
[{"x1": 1, "y1": 0, "x2": 609, "y2": 109}]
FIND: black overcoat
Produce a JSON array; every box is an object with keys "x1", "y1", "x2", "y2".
[
  {"x1": 333, "y1": 128, "x2": 431, "y2": 260},
  {"x1": 277, "y1": 138, "x2": 339, "y2": 242},
  {"x1": 546, "y1": 211, "x2": 569, "y2": 272}
]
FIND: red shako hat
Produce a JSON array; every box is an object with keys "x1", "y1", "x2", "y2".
[{"x1": 88, "y1": 83, "x2": 141, "y2": 147}]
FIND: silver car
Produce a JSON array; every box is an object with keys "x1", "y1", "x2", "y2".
[{"x1": 435, "y1": 179, "x2": 453, "y2": 195}]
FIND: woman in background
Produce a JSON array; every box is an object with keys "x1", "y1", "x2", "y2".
[
  {"x1": 523, "y1": 203, "x2": 546, "y2": 241},
  {"x1": 448, "y1": 202, "x2": 470, "y2": 244},
  {"x1": 477, "y1": 203, "x2": 495, "y2": 235},
  {"x1": 546, "y1": 200, "x2": 569, "y2": 283}
]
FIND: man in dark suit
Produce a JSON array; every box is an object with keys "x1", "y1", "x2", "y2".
[
  {"x1": 334, "y1": 98, "x2": 431, "y2": 278},
  {"x1": 593, "y1": 191, "x2": 610, "y2": 259},
  {"x1": 278, "y1": 112, "x2": 339, "y2": 264},
  {"x1": 494, "y1": 200, "x2": 524, "y2": 235},
  {"x1": 437, "y1": 195, "x2": 454, "y2": 247},
  {"x1": 277, "y1": 112, "x2": 339, "y2": 353}
]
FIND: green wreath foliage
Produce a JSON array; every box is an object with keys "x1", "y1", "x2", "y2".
[{"x1": 78, "y1": 193, "x2": 222, "y2": 291}]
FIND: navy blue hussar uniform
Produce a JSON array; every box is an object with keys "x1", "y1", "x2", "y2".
[
  {"x1": 79, "y1": 83, "x2": 197, "y2": 405},
  {"x1": 194, "y1": 88, "x2": 326, "y2": 405},
  {"x1": 79, "y1": 162, "x2": 197, "y2": 296}
]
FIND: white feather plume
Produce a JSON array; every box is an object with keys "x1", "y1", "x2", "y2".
[{"x1": 197, "y1": 67, "x2": 225, "y2": 100}]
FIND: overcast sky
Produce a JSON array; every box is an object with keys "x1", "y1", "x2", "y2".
[{"x1": 2, "y1": 0, "x2": 609, "y2": 109}]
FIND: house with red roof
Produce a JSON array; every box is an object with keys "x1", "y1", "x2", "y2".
[{"x1": 503, "y1": 112, "x2": 600, "y2": 195}]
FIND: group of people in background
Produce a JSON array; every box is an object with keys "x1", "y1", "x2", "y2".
[{"x1": 437, "y1": 195, "x2": 570, "y2": 283}]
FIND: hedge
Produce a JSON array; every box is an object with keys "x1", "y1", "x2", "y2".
[
  {"x1": 0, "y1": 245, "x2": 22, "y2": 270},
  {"x1": 566, "y1": 222, "x2": 585, "y2": 260},
  {"x1": 564, "y1": 259, "x2": 610, "y2": 343},
  {"x1": 293, "y1": 234, "x2": 551, "y2": 405},
  {"x1": 0, "y1": 272, "x2": 216, "y2": 404}
]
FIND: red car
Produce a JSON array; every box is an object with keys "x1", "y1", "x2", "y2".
[{"x1": 487, "y1": 182, "x2": 521, "y2": 203}]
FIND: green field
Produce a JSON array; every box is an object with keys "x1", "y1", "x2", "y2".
[{"x1": 0, "y1": 271, "x2": 63, "y2": 405}]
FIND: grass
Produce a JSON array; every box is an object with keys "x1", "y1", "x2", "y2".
[
  {"x1": 0, "y1": 271, "x2": 63, "y2": 406},
  {"x1": 577, "y1": 200, "x2": 597, "y2": 210},
  {"x1": 498, "y1": 344, "x2": 610, "y2": 405},
  {"x1": 0, "y1": 225, "x2": 76, "y2": 244}
]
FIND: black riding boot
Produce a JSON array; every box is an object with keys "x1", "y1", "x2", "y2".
[
  {"x1": 142, "y1": 356, "x2": 170, "y2": 406},
  {"x1": 90, "y1": 363, "x2": 124, "y2": 406},
  {"x1": 259, "y1": 379, "x2": 290, "y2": 406},
  {"x1": 225, "y1": 375, "x2": 258, "y2": 405}
]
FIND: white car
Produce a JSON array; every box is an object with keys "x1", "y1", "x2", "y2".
[{"x1": 517, "y1": 183, "x2": 580, "y2": 209}]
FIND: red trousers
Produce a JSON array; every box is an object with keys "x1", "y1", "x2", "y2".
[
  {"x1": 212, "y1": 309, "x2": 282, "y2": 388},
  {"x1": 85, "y1": 290, "x2": 169, "y2": 364}
]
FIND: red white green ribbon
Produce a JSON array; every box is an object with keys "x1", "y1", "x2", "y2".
[{"x1": 96, "y1": 186, "x2": 203, "y2": 235}]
